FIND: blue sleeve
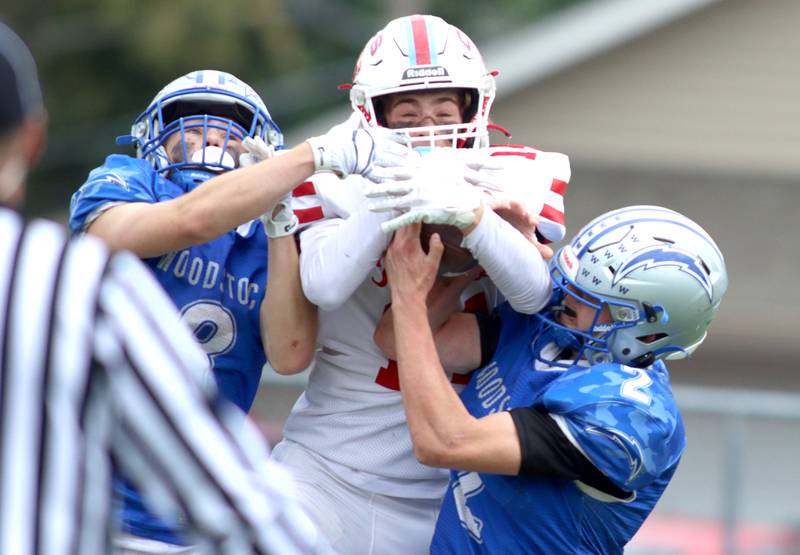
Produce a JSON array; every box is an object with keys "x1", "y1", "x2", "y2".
[
  {"x1": 537, "y1": 362, "x2": 685, "y2": 491},
  {"x1": 69, "y1": 155, "x2": 158, "y2": 234},
  {"x1": 495, "y1": 301, "x2": 531, "y2": 333}
]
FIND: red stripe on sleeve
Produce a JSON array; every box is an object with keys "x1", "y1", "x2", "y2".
[
  {"x1": 295, "y1": 206, "x2": 324, "y2": 224},
  {"x1": 540, "y1": 204, "x2": 565, "y2": 225},
  {"x1": 489, "y1": 143, "x2": 534, "y2": 150},
  {"x1": 490, "y1": 150, "x2": 537, "y2": 160},
  {"x1": 292, "y1": 181, "x2": 316, "y2": 197},
  {"x1": 450, "y1": 372, "x2": 471, "y2": 385},
  {"x1": 410, "y1": 15, "x2": 431, "y2": 65},
  {"x1": 550, "y1": 178, "x2": 568, "y2": 195}
]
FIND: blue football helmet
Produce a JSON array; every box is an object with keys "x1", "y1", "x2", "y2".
[
  {"x1": 120, "y1": 70, "x2": 283, "y2": 187},
  {"x1": 537, "y1": 205, "x2": 728, "y2": 368}
]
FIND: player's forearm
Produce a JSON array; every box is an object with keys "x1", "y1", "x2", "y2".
[
  {"x1": 373, "y1": 308, "x2": 397, "y2": 358},
  {"x1": 375, "y1": 277, "x2": 472, "y2": 363},
  {"x1": 87, "y1": 144, "x2": 317, "y2": 258},
  {"x1": 300, "y1": 209, "x2": 392, "y2": 311},
  {"x1": 392, "y1": 294, "x2": 475, "y2": 467},
  {"x1": 175, "y1": 143, "x2": 315, "y2": 244},
  {"x1": 463, "y1": 208, "x2": 551, "y2": 314},
  {"x1": 262, "y1": 236, "x2": 317, "y2": 374}
]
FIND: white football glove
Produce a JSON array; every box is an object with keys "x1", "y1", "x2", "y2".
[
  {"x1": 239, "y1": 137, "x2": 298, "y2": 238},
  {"x1": 260, "y1": 195, "x2": 299, "y2": 239},
  {"x1": 368, "y1": 175, "x2": 482, "y2": 233},
  {"x1": 306, "y1": 124, "x2": 414, "y2": 182},
  {"x1": 239, "y1": 136, "x2": 276, "y2": 167},
  {"x1": 405, "y1": 148, "x2": 505, "y2": 192}
]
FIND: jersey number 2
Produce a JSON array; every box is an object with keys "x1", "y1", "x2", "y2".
[{"x1": 620, "y1": 366, "x2": 653, "y2": 406}]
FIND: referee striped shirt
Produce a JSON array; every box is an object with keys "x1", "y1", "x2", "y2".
[{"x1": 0, "y1": 207, "x2": 332, "y2": 555}]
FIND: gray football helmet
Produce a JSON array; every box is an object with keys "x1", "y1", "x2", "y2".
[{"x1": 540, "y1": 205, "x2": 728, "y2": 367}]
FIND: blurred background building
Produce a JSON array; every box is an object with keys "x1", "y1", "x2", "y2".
[{"x1": 3, "y1": 0, "x2": 798, "y2": 553}]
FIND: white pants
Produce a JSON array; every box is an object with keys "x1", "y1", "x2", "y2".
[
  {"x1": 113, "y1": 534, "x2": 197, "y2": 554},
  {"x1": 272, "y1": 439, "x2": 441, "y2": 555}
]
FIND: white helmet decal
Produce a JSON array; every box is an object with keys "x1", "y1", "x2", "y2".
[{"x1": 613, "y1": 244, "x2": 714, "y2": 301}]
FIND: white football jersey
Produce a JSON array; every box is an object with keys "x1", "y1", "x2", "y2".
[
  {"x1": 283, "y1": 172, "x2": 496, "y2": 499},
  {"x1": 282, "y1": 144, "x2": 569, "y2": 499}
]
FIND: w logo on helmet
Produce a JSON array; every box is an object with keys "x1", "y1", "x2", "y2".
[{"x1": 613, "y1": 245, "x2": 713, "y2": 300}]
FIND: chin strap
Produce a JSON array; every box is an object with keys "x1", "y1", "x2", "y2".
[
  {"x1": 628, "y1": 352, "x2": 655, "y2": 368},
  {"x1": 629, "y1": 344, "x2": 690, "y2": 368}
]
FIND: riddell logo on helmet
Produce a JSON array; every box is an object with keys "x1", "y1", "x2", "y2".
[
  {"x1": 561, "y1": 249, "x2": 574, "y2": 270},
  {"x1": 403, "y1": 66, "x2": 449, "y2": 80},
  {"x1": 559, "y1": 247, "x2": 579, "y2": 280}
]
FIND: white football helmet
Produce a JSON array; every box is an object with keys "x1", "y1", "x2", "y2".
[
  {"x1": 348, "y1": 15, "x2": 496, "y2": 149},
  {"x1": 121, "y1": 69, "x2": 283, "y2": 181},
  {"x1": 539, "y1": 206, "x2": 728, "y2": 367}
]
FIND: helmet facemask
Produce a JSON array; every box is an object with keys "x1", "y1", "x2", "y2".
[
  {"x1": 536, "y1": 262, "x2": 638, "y2": 368},
  {"x1": 153, "y1": 115, "x2": 243, "y2": 172},
  {"x1": 366, "y1": 83, "x2": 493, "y2": 151}
]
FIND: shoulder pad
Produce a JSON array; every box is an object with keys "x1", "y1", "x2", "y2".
[
  {"x1": 480, "y1": 145, "x2": 570, "y2": 243},
  {"x1": 540, "y1": 363, "x2": 685, "y2": 490},
  {"x1": 69, "y1": 155, "x2": 157, "y2": 233}
]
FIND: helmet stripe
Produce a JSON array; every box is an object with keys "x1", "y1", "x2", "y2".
[
  {"x1": 573, "y1": 216, "x2": 722, "y2": 260},
  {"x1": 427, "y1": 18, "x2": 438, "y2": 64},
  {"x1": 409, "y1": 15, "x2": 431, "y2": 65}
]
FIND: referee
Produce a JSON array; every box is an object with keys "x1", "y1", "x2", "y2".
[{"x1": 0, "y1": 22, "x2": 333, "y2": 555}]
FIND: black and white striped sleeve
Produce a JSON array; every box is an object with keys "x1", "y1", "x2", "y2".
[{"x1": 93, "y1": 249, "x2": 333, "y2": 555}]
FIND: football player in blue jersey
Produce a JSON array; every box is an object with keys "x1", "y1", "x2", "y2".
[
  {"x1": 384, "y1": 205, "x2": 728, "y2": 554},
  {"x1": 69, "y1": 69, "x2": 409, "y2": 554}
]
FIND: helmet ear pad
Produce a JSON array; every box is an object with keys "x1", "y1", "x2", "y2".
[
  {"x1": 372, "y1": 96, "x2": 388, "y2": 127},
  {"x1": 460, "y1": 90, "x2": 478, "y2": 123}
]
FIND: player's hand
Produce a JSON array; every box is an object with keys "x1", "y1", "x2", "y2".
[
  {"x1": 363, "y1": 170, "x2": 417, "y2": 198},
  {"x1": 385, "y1": 223, "x2": 443, "y2": 301},
  {"x1": 367, "y1": 175, "x2": 482, "y2": 233},
  {"x1": 260, "y1": 194, "x2": 299, "y2": 238},
  {"x1": 239, "y1": 136, "x2": 276, "y2": 167},
  {"x1": 306, "y1": 124, "x2": 414, "y2": 183}
]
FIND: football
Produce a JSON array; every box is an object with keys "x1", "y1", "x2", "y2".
[{"x1": 420, "y1": 224, "x2": 478, "y2": 276}]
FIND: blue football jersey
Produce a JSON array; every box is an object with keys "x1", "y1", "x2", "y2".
[
  {"x1": 432, "y1": 303, "x2": 686, "y2": 554},
  {"x1": 70, "y1": 155, "x2": 269, "y2": 545}
]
